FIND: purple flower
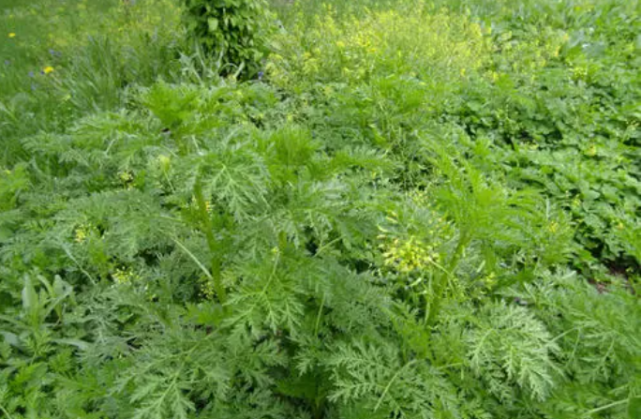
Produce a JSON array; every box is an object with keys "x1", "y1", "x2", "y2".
[
  {"x1": 28, "y1": 71, "x2": 34, "y2": 78},
  {"x1": 3, "y1": 60, "x2": 10, "y2": 66},
  {"x1": 257, "y1": 71, "x2": 264, "y2": 81}
]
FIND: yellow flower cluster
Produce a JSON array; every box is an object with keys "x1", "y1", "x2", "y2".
[
  {"x1": 572, "y1": 65, "x2": 589, "y2": 81},
  {"x1": 119, "y1": 171, "x2": 133, "y2": 183},
  {"x1": 497, "y1": 28, "x2": 569, "y2": 77},
  {"x1": 112, "y1": 267, "x2": 136, "y2": 285},
  {"x1": 74, "y1": 228, "x2": 87, "y2": 243},
  {"x1": 191, "y1": 196, "x2": 213, "y2": 213},
  {"x1": 379, "y1": 233, "x2": 440, "y2": 274},
  {"x1": 200, "y1": 278, "x2": 216, "y2": 300},
  {"x1": 267, "y1": 5, "x2": 491, "y2": 88},
  {"x1": 376, "y1": 191, "x2": 453, "y2": 276},
  {"x1": 74, "y1": 224, "x2": 93, "y2": 243}
]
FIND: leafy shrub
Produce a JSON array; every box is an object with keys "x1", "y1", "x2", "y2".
[
  {"x1": 441, "y1": 0, "x2": 641, "y2": 274},
  {"x1": 182, "y1": 0, "x2": 273, "y2": 77},
  {"x1": 268, "y1": 3, "x2": 490, "y2": 91},
  {"x1": 0, "y1": 1, "x2": 639, "y2": 418},
  {"x1": 267, "y1": 0, "x2": 641, "y2": 276},
  {"x1": 1, "y1": 79, "x2": 637, "y2": 418}
]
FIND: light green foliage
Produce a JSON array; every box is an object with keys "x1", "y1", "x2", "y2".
[
  {"x1": 0, "y1": 0, "x2": 639, "y2": 418},
  {"x1": 466, "y1": 302, "x2": 560, "y2": 401}
]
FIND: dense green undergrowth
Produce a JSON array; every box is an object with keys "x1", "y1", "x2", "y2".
[{"x1": 1, "y1": 1, "x2": 639, "y2": 418}]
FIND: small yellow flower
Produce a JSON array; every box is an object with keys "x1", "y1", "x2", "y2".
[
  {"x1": 585, "y1": 145, "x2": 597, "y2": 157},
  {"x1": 74, "y1": 227, "x2": 88, "y2": 243},
  {"x1": 381, "y1": 235, "x2": 438, "y2": 273},
  {"x1": 43, "y1": 66, "x2": 55, "y2": 75},
  {"x1": 201, "y1": 278, "x2": 216, "y2": 300},
  {"x1": 112, "y1": 268, "x2": 134, "y2": 285},
  {"x1": 8, "y1": 33, "x2": 16, "y2": 38},
  {"x1": 119, "y1": 171, "x2": 133, "y2": 182}
]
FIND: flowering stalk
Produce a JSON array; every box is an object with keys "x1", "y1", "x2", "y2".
[{"x1": 193, "y1": 176, "x2": 227, "y2": 306}]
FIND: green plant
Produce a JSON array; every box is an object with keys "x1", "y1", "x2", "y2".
[
  {"x1": 182, "y1": 0, "x2": 273, "y2": 77},
  {"x1": 0, "y1": 1, "x2": 639, "y2": 418}
]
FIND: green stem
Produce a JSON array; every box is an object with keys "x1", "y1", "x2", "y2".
[
  {"x1": 587, "y1": 398, "x2": 628, "y2": 415},
  {"x1": 314, "y1": 294, "x2": 326, "y2": 336},
  {"x1": 374, "y1": 359, "x2": 418, "y2": 411},
  {"x1": 0, "y1": 403, "x2": 15, "y2": 419},
  {"x1": 278, "y1": 230, "x2": 288, "y2": 253},
  {"x1": 425, "y1": 232, "x2": 469, "y2": 326},
  {"x1": 447, "y1": 231, "x2": 470, "y2": 273},
  {"x1": 194, "y1": 177, "x2": 227, "y2": 305}
]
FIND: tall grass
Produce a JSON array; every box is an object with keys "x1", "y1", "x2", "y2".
[{"x1": 0, "y1": 0, "x2": 183, "y2": 165}]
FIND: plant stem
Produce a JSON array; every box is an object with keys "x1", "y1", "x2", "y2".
[
  {"x1": 0, "y1": 403, "x2": 15, "y2": 419},
  {"x1": 374, "y1": 359, "x2": 418, "y2": 411},
  {"x1": 194, "y1": 177, "x2": 227, "y2": 305},
  {"x1": 425, "y1": 232, "x2": 469, "y2": 326},
  {"x1": 587, "y1": 398, "x2": 628, "y2": 415}
]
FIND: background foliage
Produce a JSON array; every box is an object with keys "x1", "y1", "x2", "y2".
[
  {"x1": 0, "y1": 0, "x2": 639, "y2": 418},
  {"x1": 181, "y1": 0, "x2": 273, "y2": 77}
]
